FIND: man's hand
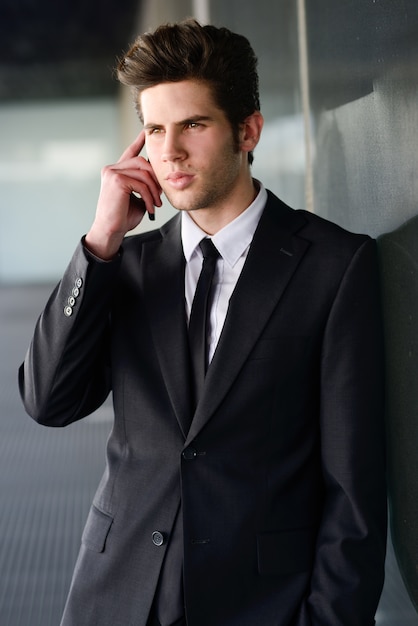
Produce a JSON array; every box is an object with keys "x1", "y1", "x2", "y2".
[{"x1": 85, "y1": 131, "x2": 162, "y2": 260}]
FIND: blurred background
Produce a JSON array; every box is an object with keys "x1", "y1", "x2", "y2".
[{"x1": 1, "y1": 0, "x2": 418, "y2": 623}]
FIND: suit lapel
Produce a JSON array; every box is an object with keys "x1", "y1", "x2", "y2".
[
  {"x1": 142, "y1": 215, "x2": 193, "y2": 438},
  {"x1": 186, "y1": 194, "x2": 310, "y2": 443}
]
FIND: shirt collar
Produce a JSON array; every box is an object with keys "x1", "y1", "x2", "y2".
[{"x1": 181, "y1": 180, "x2": 267, "y2": 268}]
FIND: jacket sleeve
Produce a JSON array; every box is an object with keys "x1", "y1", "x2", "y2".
[
  {"x1": 307, "y1": 238, "x2": 387, "y2": 625},
  {"x1": 19, "y1": 239, "x2": 122, "y2": 427}
]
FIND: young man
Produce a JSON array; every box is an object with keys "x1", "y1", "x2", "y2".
[{"x1": 19, "y1": 19, "x2": 386, "y2": 626}]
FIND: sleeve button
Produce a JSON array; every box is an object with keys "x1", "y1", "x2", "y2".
[
  {"x1": 64, "y1": 306, "x2": 73, "y2": 317},
  {"x1": 152, "y1": 531, "x2": 164, "y2": 546}
]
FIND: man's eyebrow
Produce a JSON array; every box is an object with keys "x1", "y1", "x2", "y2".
[
  {"x1": 177, "y1": 115, "x2": 213, "y2": 125},
  {"x1": 143, "y1": 115, "x2": 213, "y2": 130},
  {"x1": 143, "y1": 122, "x2": 162, "y2": 130}
]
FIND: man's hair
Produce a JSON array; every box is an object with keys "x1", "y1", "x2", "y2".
[{"x1": 117, "y1": 19, "x2": 260, "y2": 163}]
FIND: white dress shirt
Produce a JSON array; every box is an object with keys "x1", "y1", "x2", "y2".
[{"x1": 181, "y1": 181, "x2": 267, "y2": 364}]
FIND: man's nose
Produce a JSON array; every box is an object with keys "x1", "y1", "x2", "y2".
[{"x1": 161, "y1": 131, "x2": 186, "y2": 162}]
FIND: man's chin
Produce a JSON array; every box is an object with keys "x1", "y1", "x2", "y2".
[{"x1": 164, "y1": 192, "x2": 201, "y2": 213}]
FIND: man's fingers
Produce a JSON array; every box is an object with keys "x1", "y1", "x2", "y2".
[
  {"x1": 111, "y1": 157, "x2": 161, "y2": 188},
  {"x1": 119, "y1": 167, "x2": 162, "y2": 207},
  {"x1": 129, "y1": 181, "x2": 158, "y2": 215},
  {"x1": 117, "y1": 130, "x2": 146, "y2": 163}
]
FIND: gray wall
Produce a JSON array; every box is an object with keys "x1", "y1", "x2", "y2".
[{"x1": 303, "y1": 0, "x2": 418, "y2": 616}]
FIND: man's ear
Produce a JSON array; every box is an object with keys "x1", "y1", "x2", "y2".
[{"x1": 239, "y1": 111, "x2": 264, "y2": 154}]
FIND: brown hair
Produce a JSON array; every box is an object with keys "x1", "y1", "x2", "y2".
[{"x1": 117, "y1": 19, "x2": 260, "y2": 163}]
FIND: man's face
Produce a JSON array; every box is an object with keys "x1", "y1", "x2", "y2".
[{"x1": 141, "y1": 79, "x2": 246, "y2": 215}]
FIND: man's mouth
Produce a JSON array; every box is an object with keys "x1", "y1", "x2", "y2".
[{"x1": 165, "y1": 171, "x2": 195, "y2": 190}]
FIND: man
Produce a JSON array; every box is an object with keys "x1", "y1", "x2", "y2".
[{"x1": 19, "y1": 19, "x2": 386, "y2": 626}]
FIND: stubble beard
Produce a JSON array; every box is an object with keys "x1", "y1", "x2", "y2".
[{"x1": 162, "y1": 142, "x2": 242, "y2": 214}]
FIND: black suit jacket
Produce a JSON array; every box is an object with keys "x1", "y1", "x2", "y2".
[{"x1": 19, "y1": 191, "x2": 387, "y2": 626}]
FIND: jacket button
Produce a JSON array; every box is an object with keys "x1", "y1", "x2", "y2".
[
  {"x1": 182, "y1": 447, "x2": 197, "y2": 460},
  {"x1": 152, "y1": 531, "x2": 164, "y2": 546},
  {"x1": 64, "y1": 305, "x2": 73, "y2": 317},
  {"x1": 75, "y1": 277, "x2": 83, "y2": 288}
]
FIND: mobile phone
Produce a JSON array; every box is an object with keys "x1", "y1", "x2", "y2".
[{"x1": 146, "y1": 158, "x2": 155, "y2": 221}]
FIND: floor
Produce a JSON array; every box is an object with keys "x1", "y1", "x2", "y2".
[{"x1": 1, "y1": 284, "x2": 417, "y2": 625}]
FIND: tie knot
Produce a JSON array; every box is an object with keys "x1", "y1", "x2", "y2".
[{"x1": 199, "y1": 238, "x2": 220, "y2": 260}]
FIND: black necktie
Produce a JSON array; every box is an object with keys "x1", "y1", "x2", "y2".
[{"x1": 188, "y1": 238, "x2": 220, "y2": 408}]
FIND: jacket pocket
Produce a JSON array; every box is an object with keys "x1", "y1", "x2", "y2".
[
  {"x1": 81, "y1": 505, "x2": 113, "y2": 553},
  {"x1": 257, "y1": 526, "x2": 316, "y2": 576}
]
